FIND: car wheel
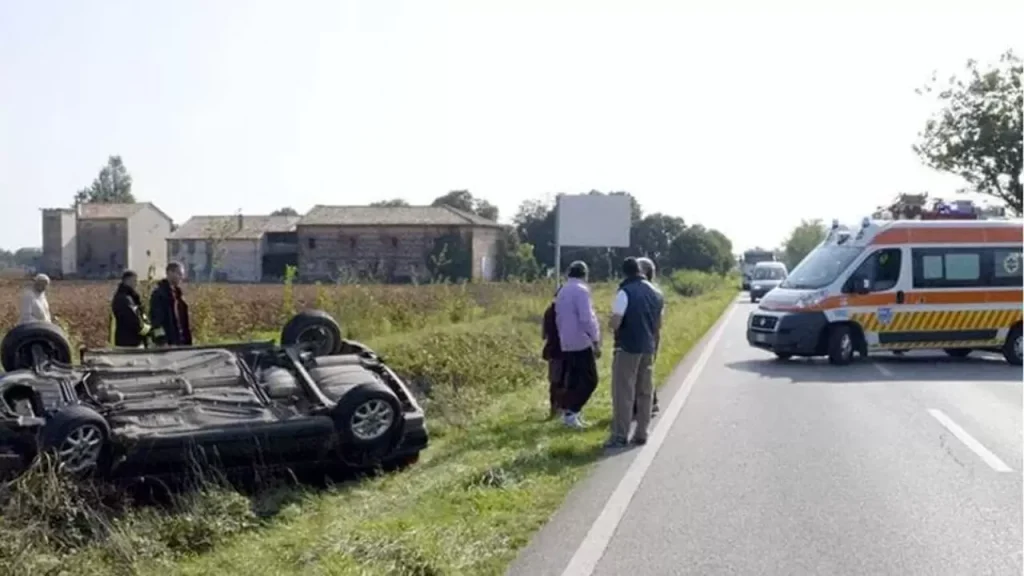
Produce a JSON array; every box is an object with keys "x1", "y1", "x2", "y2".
[
  {"x1": 38, "y1": 405, "x2": 110, "y2": 477},
  {"x1": 774, "y1": 352, "x2": 792, "y2": 361},
  {"x1": 943, "y1": 348, "x2": 972, "y2": 359},
  {"x1": 1003, "y1": 324, "x2": 1023, "y2": 366},
  {"x1": 280, "y1": 310, "x2": 343, "y2": 357},
  {"x1": 332, "y1": 381, "x2": 402, "y2": 448},
  {"x1": 750, "y1": 295, "x2": 758, "y2": 303},
  {"x1": 1, "y1": 322, "x2": 73, "y2": 372},
  {"x1": 827, "y1": 325, "x2": 855, "y2": 366}
]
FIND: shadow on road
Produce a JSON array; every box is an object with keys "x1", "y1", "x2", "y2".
[{"x1": 727, "y1": 352, "x2": 1021, "y2": 384}]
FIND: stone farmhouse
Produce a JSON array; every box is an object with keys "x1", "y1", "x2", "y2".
[
  {"x1": 166, "y1": 214, "x2": 300, "y2": 283},
  {"x1": 296, "y1": 205, "x2": 504, "y2": 282},
  {"x1": 40, "y1": 202, "x2": 173, "y2": 279}
]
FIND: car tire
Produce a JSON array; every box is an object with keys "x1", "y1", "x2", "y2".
[
  {"x1": 1, "y1": 322, "x2": 73, "y2": 372},
  {"x1": 774, "y1": 352, "x2": 792, "y2": 361},
  {"x1": 332, "y1": 381, "x2": 403, "y2": 449},
  {"x1": 827, "y1": 325, "x2": 855, "y2": 366},
  {"x1": 750, "y1": 295, "x2": 758, "y2": 303},
  {"x1": 38, "y1": 405, "x2": 110, "y2": 478},
  {"x1": 280, "y1": 310, "x2": 343, "y2": 357},
  {"x1": 1003, "y1": 324, "x2": 1023, "y2": 366},
  {"x1": 943, "y1": 348, "x2": 972, "y2": 359}
]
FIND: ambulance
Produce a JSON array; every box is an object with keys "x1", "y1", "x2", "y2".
[{"x1": 746, "y1": 217, "x2": 1023, "y2": 365}]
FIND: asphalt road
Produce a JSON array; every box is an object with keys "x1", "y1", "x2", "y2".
[{"x1": 509, "y1": 295, "x2": 1023, "y2": 576}]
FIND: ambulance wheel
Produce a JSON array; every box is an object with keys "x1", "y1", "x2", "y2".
[
  {"x1": 826, "y1": 325, "x2": 855, "y2": 366},
  {"x1": 1003, "y1": 324, "x2": 1022, "y2": 366},
  {"x1": 943, "y1": 348, "x2": 971, "y2": 359}
]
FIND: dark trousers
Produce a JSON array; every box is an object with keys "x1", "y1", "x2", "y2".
[
  {"x1": 561, "y1": 348, "x2": 598, "y2": 413},
  {"x1": 547, "y1": 357, "x2": 566, "y2": 411}
]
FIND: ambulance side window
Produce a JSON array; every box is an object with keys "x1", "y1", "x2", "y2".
[{"x1": 849, "y1": 248, "x2": 902, "y2": 292}]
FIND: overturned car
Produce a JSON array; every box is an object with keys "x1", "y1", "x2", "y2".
[{"x1": 0, "y1": 310, "x2": 427, "y2": 480}]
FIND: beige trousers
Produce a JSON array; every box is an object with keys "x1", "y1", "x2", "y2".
[{"x1": 611, "y1": 349, "x2": 655, "y2": 440}]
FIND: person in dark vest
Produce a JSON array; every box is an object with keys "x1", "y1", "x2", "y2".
[
  {"x1": 633, "y1": 257, "x2": 661, "y2": 419},
  {"x1": 606, "y1": 257, "x2": 664, "y2": 448},
  {"x1": 110, "y1": 270, "x2": 151, "y2": 347},
  {"x1": 149, "y1": 261, "x2": 193, "y2": 346},
  {"x1": 541, "y1": 287, "x2": 566, "y2": 419}
]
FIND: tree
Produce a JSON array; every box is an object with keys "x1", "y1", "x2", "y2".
[
  {"x1": 370, "y1": 199, "x2": 411, "y2": 207},
  {"x1": 494, "y1": 229, "x2": 542, "y2": 281},
  {"x1": 781, "y1": 219, "x2": 826, "y2": 269},
  {"x1": 202, "y1": 212, "x2": 241, "y2": 282},
  {"x1": 0, "y1": 247, "x2": 42, "y2": 270},
  {"x1": 914, "y1": 50, "x2": 1023, "y2": 214},
  {"x1": 631, "y1": 213, "x2": 685, "y2": 266},
  {"x1": 74, "y1": 155, "x2": 135, "y2": 205},
  {"x1": 271, "y1": 207, "x2": 299, "y2": 216},
  {"x1": 431, "y1": 190, "x2": 499, "y2": 221},
  {"x1": 667, "y1": 225, "x2": 734, "y2": 274},
  {"x1": 425, "y1": 231, "x2": 473, "y2": 282}
]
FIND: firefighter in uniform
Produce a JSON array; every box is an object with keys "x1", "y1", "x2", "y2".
[
  {"x1": 110, "y1": 270, "x2": 151, "y2": 347},
  {"x1": 149, "y1": 261, "x2": 193, "y2": 347}
]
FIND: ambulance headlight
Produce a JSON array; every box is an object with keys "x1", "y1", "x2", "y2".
[{"x1": 794, "y1": 290, "x2": 828, "y2": 310}]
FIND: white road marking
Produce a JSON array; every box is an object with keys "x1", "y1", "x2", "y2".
[
  {"x1": 927, "y1": 408, "x2": 1012, "y2": 473},
  {"x1": 873, "y1": 362, "x2": 895, "y2": 378},
  {"x1": 560, "y1": 305, "x2": 737, "y2": 576}
]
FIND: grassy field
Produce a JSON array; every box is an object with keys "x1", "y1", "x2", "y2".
[{"x1": 0, "y1": 272, "x2": 736, "y2": 576}]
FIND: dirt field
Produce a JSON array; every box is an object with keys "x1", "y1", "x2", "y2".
[{"x1": 0, "y1": 278, "x2": 552, "y2": 348}]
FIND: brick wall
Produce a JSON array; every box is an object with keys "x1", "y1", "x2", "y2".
[
  {"x1": 77, "y1": 219, "x2": 129, "y2": 279},
  {"x1": 299, "y1": 225, "x2": 480, "y2": 282}
]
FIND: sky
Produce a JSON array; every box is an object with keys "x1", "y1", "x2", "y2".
[{"x1": 1, "y1": 0, "x2": 1020, "y2": 253}]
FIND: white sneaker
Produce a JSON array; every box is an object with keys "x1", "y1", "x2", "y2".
[{"x1": 562, "y1": 412, "x2": 586, "y2": 429}]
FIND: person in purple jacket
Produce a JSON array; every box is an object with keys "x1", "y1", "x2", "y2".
[{"x1": 554, "y1": 260, "x2": 602, "y2": 429}]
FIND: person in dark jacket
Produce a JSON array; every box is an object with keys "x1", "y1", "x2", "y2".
[
  {"x1": 633, "y1": 257, "x2": 661, "y2": 419},
  {"x1": 606, "y1": 257, "x2": 664, "y2": 448},
  {"x1": 110, "y1": 270, "x2": 151, "y2": 347},
  {"x1": 149, "y1": 262, "x2": 193, "y2": 346},
  {"x1": 541, "y1": 288, "x2": 565, "y2": 419}
]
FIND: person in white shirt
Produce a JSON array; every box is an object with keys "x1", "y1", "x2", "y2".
[
  {"x1": 633, "y1": 257, "x2": 662, "y2": 419},
  {"x1": 19, "y1": 273, "x2": 52, "y2": 325}
]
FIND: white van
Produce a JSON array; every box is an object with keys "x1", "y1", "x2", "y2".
[
  {"x1": 746, "y1": 217, "x2": 1023, "y2": 365},
  {"x1": 748, "y1": 261, "x2": 788, "y2": 303}
]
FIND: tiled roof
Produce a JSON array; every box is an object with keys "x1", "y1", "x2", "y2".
[
  {"x1": 298, "y1": 205, "x2": 502, "y2": 227},
  {"x1": 168, "y1": 215, "x2": 300, "y2": 240},
  {"x1": 78, "y1": 203, "x2": 147, "y2": 219},
  {"x1": 75, "y1": 202, "x2": 173, "y2": 223}
]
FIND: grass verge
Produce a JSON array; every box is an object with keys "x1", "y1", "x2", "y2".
[{"x1": 0, "y1": 280, "x2": 736, "y2": 576}]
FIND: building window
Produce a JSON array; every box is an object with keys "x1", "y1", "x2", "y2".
[
  {"x1": 391, "y1": 237, "x2": 399, "y2": 248},
  {"x1": 350, "y1": 237, "x2": 357, "y2": 250},
  {"x1": 186, "y1": 240, "x2": 195, "y2": 254},
  {"x1": 146, "y1": 249, "x2": 151, "y2": 257},
  {"x1": 308, "y1": 237, "x2": 317, "y2": 250}
]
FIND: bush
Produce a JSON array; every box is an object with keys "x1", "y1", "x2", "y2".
[{"x1": 667, "y1": 269, "x2": 728, "y2": 297}]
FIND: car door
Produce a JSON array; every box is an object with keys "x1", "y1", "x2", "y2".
[{"x1": 843, "y1": 247, "x2": 906, "y2": 350}]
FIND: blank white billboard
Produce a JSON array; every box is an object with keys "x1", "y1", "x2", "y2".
[{"x1": 557, "y1": 194, "x2": 632, "y2": 248}]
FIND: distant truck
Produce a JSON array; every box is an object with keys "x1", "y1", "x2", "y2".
[{"x1": 741, "y1": 249, "x2": 777, "y2": 290}]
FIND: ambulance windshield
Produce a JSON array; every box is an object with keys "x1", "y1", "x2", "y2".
[{"x1": 780, "y1": 245, "x2": 864, "y2": 290}]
